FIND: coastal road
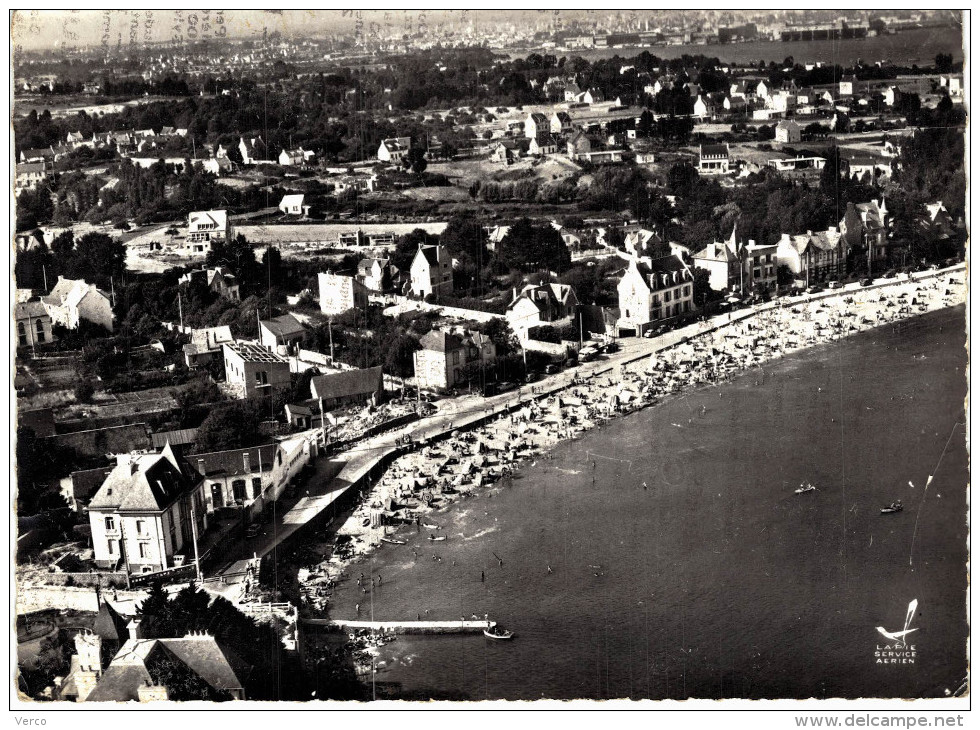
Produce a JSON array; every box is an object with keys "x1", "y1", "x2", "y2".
[{"x1": 213, "y1": 264, "x2": 964, "y2": 574}]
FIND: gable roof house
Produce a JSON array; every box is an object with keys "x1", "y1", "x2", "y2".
[
  {"x1": 183, "y1": 326, "x2": 235, "y2": 368},
  {"x1": 525, "y1": 112, "x2": 549, "y2": 139},
  {"x1": 309, "y1": 366, "x2": 384, "y2": 410},
  {"x1": 185, "y1": 210, "x2": 232, "y2": 255},
  {"x1": 63, "y1": 617, "x2": 250, "y2": 702},
  {"x1": 413, "y1": 329, "x2": 497, "y2": 393},
  {"x1": 179, "y1": 267, "x2": 240, "y2": 301},
  {"x1": 42, "y1": 276, "x2": 115, "y2": 332},
  {"x1": 409, "y1": 244, "x2": 453, "y2": 299},
  {"x1": 238, "y1": 136, "x2": 266, "y2": 165},
  {"x1": 259, "y1": 313, "x2": 307, "y2": 354},
  {"x1": 551, "y1": 111, "x2": 573, "y2": 135},
  {"x1": 775, "y1": 227, "x2": 846, "y2": 284},
  {"x1": 278, "y1": 193, "x2": 307, "y2": 216},
  {"x1": 87, "y1": 444, "x2": 208, "y2": 575},
  {"x1": 839, "y1": 200, "x2": 888, "y2": 265},
  {"x1": 616, "y1": 255, "x2": 695, "y2": 336},
  {"x1": 505, "y1": 283, "x2": 579, "y2": 342},
  {"x1": 378, "y1": 137, "x2": 412, "y2": 163},
  {"x1": 698, "y1": 143, "x2": 731, "y2": 175}
]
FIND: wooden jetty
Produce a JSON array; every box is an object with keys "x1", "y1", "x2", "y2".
[{"x1": 302, "y1": 618, "x2": 496, "y2": 635}]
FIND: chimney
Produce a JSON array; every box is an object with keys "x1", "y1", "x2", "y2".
[
  {"x1": 127, "y1": 618, "x2": 142, "y2": 641},
  {"x1": 197, "y1": 459, "x2": 205, "y2": 476},
  {"x1": 243, "y1": 452, "x2": 251, "y2": 474},
  {"x1": 138, "y1": 681, "x2": 169, "y2": 703},
  {"x1": 75, "y1": 632, "x2": 102, "y2": 673}
]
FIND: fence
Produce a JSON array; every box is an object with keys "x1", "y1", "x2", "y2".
[{"x1": 39, "y1": 571, "x2": 128, "y2": 589}]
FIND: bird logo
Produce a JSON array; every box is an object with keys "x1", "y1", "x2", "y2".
[{"x1": 876, "y1": 599, "x2": 918, "y2": 646}]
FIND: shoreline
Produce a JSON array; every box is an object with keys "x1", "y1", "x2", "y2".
[{"x1": 290, "y1": 268, "x2": 967, "y2": 619}]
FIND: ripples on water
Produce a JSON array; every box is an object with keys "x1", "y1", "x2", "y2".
[{"x1": 331, "y1": 308, "x2": 968, "y2": 701}]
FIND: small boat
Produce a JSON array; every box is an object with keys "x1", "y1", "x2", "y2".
[
  {"x1": 794, "y1": 482, "x2": 816, "y2": 495},
  {"x1": 380, "y1": 537, "x2": 406, "y2": 545},
  {"x1": 423, "y1": 523, "x2": 441, "y2": 530},
  {"x1": 484, "y1": 627, "x2": 514, "y2": 640},
  {"x1": 880, "y1": 502, "x2": 904, "y2": 515},
  {"x1": 428, "y1": 535, "x2": 447, "y2": 542}
]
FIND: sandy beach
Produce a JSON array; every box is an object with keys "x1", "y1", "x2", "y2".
[{"x1": 294, "y1": 267, "x2": 967, "y2": 618}]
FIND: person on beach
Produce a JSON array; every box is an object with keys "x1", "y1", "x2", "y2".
[
  {"x1": 548, "y1": 565, "x2": 553, "y2": 574},
  {"x1": 356, "y1": 603, "x2": 360, "y2": 614},
  {"x1": 481, "y1": 570, "x2": 485, "y2": 582}
]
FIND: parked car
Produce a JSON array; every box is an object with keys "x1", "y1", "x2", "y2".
[
  {"x1": 827, "y1": 280, "x2": 842, "y2": 289},
  {"x1": 605, "y1": 342, "x2": 620, "y2": 353},
  {"x1": 807, "y1": 284, "x2": 825, "y2": 294},
  {"x1": 860, "y1": 278, "x2": 873, "y2": 287},
  {"x1": 544, "y1": 363, "x2": 561, "y2": 374},
  {"x1": 882, "y1": 269, "x2": 897, "y2": 279}
]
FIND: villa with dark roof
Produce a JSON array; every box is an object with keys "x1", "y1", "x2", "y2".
[
  {"x1": 309, "y1": 366, "x2": 384, "y2": 410},
  {"x1": 698, "y1": 144, "x2": 731, "y2": 174},
  {"x1": 87, "y1": 444, "x2": 207, "y2": 575},
  {"x1": 60, "y1": 607, "x2": 250, "y2": 702},
  {"x1": 258, "y1": 313, "x2": 307, "y2": 353},
  {"x1": 775, "y1": 227, "x2": 846, "y2": 284},
  {"x1": 505, "y1": 283, "x2": 579, "y2": 342},
  {"x1": 616, "y1": 254, "x2": 695, "y2": 336},
  {"x1": 413, "y1": 329, "x2": 497, "y2": 392}
]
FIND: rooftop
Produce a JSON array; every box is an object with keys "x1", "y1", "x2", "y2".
[{"x1": 223, "y1": 341, "x2": 287, "y2": 364}]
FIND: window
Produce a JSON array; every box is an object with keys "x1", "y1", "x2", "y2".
[
  {"x1": 664, "y1": 290, "x2": 672, "y2": 302},
  {"x1": 105, "y1": 516, "x2": 116, "y2": 531},
  {"x1": 17, "y1": 322, "x2": 26, "y2": 347},
  {"x1": 139, "y1": 543, "x2": 148, "y2": 559},
  {"x1": 232, "y1": 480, "x2": 247, "y2": 503},
  {"x1": 35, "y1": 319, "x2": 45, "y2": 343},
  {"x1": 252, "y1": 478, "x2": 262, "y2": 497},
  {"x1": 107, "y1": 539, "x2": 117, "y2": 555},
  {"x1": 453, "y1": 352, "x2": 460, "y2": 365},
  {"x1": 136, "y1": 520, "x2": 146, "y2": 535},
  {"x1": 684, "y1": 285, "x2": 691, "y2": 297},
  {"x1": 255, "y1": 371, "x2": 269, "y2": 386}
]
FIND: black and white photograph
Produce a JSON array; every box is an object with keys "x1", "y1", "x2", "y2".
[{"x1": 9, "y1": 8, "x2": 970, "y2": 718}]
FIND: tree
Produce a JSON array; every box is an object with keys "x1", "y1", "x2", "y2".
[
  {"x1": 16, "y1": 189, "x2": 54, "y2": 231},
  {"x1": 64, "y1": 232, "x2": 126, "y2": 289},
  {"x1": 497, "y1": 218, "x2": 571, "y2": 274},
  {"x1": 384, "y1": 334, "x2": 421, "y2": 378},
  {"x1": 402, "y1": 146, "x2": 428, "y2": 176},
  {"x1": 194, "y1": 401, "x2": 267, "y2": 453}
]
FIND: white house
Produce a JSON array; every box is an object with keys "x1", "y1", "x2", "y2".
[
  {"x1": 775, "y1": 120, "x2": 802, "y2": 144},
  {"x1": 318, "y1": 271, "x2": 369, "y2": 315},
  {"x1": 239, "y1": 136, "x2": 266, "y2": 165},
  {"x1": 42, "y1": 276, "x2": 115, "y2": 332},
  {"x1": 88, "y1": 444, "x2": 208, "y2": 575},
  {"x1": 185, "y1": 209, "x2": 232, "y2": 255},
  {"x1": 551, "y1": 111, "x2": 573, "y2": 135},
  {"x1": 15, "y1": 300, "x2": 55, "y2": 349},
  {"x1": 505, "y1": 283, "x2": 579, "y2": 342},
  {"x1": 409, "y1": 244, "x2": 453, "y2": 299},
  {"x1": 378, "y1": 137, "x2": 411, "y2": 163},
  {"x1": 525, "y1": 112, "x2": 549, "y2": 139},
  {"x1": 698, "y1": 144, "x2": 731, "y2": 175},
  {"x1": 693, "y1": 95, "x2": 712, "y2": 119},
  {"x1": 278, "y1": 193, "x2": 306, "y2": 216},
  {"x1": 616, "y1": 255, "x2": 695, "y2": 336}
]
